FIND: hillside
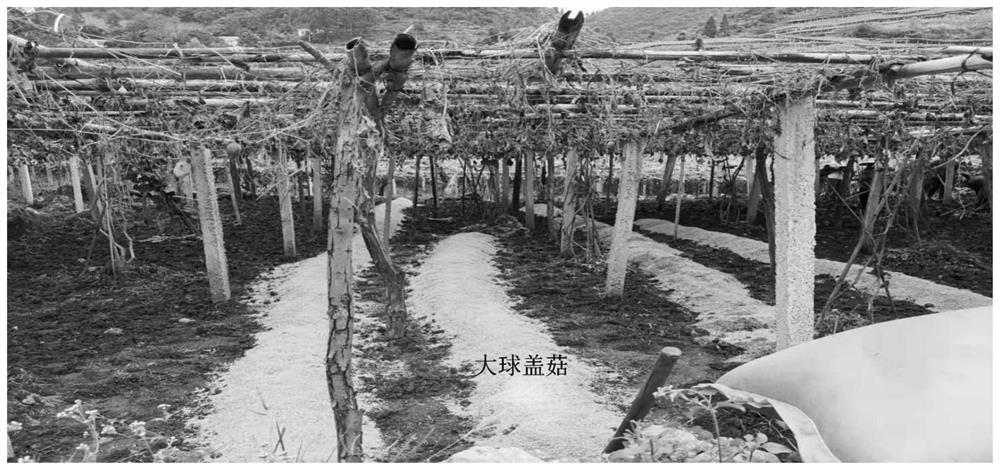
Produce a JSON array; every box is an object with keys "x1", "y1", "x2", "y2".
[
  {"x1": 587, "y1": 7, "x2": 993, "y2": 45},
  {"x1": 56, "y1": 7, "x2": 560, "y2": 47}
]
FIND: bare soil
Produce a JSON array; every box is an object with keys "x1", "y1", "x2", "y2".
[
  {"x1": 7, "y1": 191, "x2": 327, "y2": 462},
  {"x1": 350, "y1": 201, "x2": 477, "y2": 462},
  {"x1": 597, "y1": 197, "x2": 992, "y2": 298},
  {"x1": 635, "y1": 228, "x2": 934, "y2": 337},
  {"x1": 499, "y1": 209, "x2": 796, "y2": 455}
]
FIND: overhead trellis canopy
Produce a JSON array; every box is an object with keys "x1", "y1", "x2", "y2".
[{"x1": 6, "y1": 9, "x2": 993, "y2": 162}]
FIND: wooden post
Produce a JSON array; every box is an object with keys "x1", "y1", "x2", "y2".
[
  {"x1": 745, "y1": 154, "x2": 755, "y2": 194},
  {"x1": 312, "y1": 151, "x2": 324, "y2": 234},
  {"x1": 756, "y1": 149, "x2": 778, "y2": 270},
  {"x1": 224, "y1": 144, "x2": 242, "y2": 226},
  {"x1": 83, "y1": 163, "x2": 103, "y2": 220},
  {"x1": 276, "y1": 145, "x2": 297, "y2": 257},
  {"x1": 547, "y1": 152, "x2": 557, "y2": 241},
  {"x1": 226, "y1": 142, "x2": 243, "y2": 205},
  {"x1": 524, "y1": 153, "x2": 536, "y2": 232},
  {"x1": 191, "y1": 147, "x2": 231, "y2": 303},
  {"x1": 605, "y1": 153, "x2": 614, "y2": 208},
  {"x1": 430, "y1": 154, "x2": 439, "y2": 216},
  {"x1": 981, "y1": 140, "x2": 992, "y2": 213},
  {"x1": 560, "y1": 149, "x2": 580, "y2": 257},
  {"x1": 45, "y1": 165, "x2": 54, "y2": 188},
  {"x1": 383, "y1": 153, "x2": 397, "y2": 245},
  {"x1": 943, "y1": 159, "x2": 957, "y2": 205},
  {"x1": 708, "y1": 160, "x2": 716, "y2": 203},
  {"x1": 68, "y1": 156, "x2": 85, "y2": 213},
  {"x1": 412, "y1": 155, "x2": 421, "y2": 209},
  {"x1": 606, "y1": 141, "x2": 643, "y2": 298},
  {"x1": 604, "y1": 347, "x2": 682, "y2": 454},
  {"x1": 674, "y1": 156, "x2": 686, "y2": 239},
  {"x1": 18, "y1": 164, "x2": 33, "y2": 204},
  {"x1": 746, "y1": 156, "x2": 763, "y2": 223},
  {"x1": 814, "y1": 157, "x2": 822, "y2": 200},
  {"x1": 511, "y1": 154, "x2": 522, "y2": 216},
  {"x1": 773, "y1": 96, "x2": 816, "y2": 350},
  {"x1": 906, "y1": 155, "x2": 927, "y2": 224}
]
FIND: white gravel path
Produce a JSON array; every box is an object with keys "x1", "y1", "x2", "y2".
[
  {"x1": 192, "y1": 198, "x2": 412, "y2": 462},
  {"x1": 408, "y1": 232, "x2": 622, "y2": 461},
  {"x1": 532, "y1": 205, "x2": 777, "y2": 362},
  {"x1": 634, "y1": 218, "x2": 992, "y2": 312}
]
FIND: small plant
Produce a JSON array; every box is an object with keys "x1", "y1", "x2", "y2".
[
  {"x1": 50, "y1": 399, "x2": 207, "y2": 463},
  {"x1": 607, "y1": 383, "x2": 795, "y2": 463}
]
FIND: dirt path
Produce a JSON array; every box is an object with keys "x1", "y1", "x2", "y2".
[
  {"x1": 192, "y1": 198, "x2": 412, "y2": 462},
  {"x1": 408, "y1": 232, "x2": 621, "y2": 461},
  {"x1": 634, "y1": 218, "x2": 992, "y2": 311}
]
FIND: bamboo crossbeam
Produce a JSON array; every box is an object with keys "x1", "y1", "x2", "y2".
[
  {"x1": 939, "y1": 46, "x2": 992, "y2": 57},
  {"x1": 31, "y1": 78, "x2": 330, "y2": 93},
  {"x1": 30, "y1": 64, "x2": 318, "y2": 81},
  {"x1": 15, "y1": 35, "x2": 945, "y2": 65},
  {"x1": 886, "y1": 53, "x2": 993, "y2": 80}
]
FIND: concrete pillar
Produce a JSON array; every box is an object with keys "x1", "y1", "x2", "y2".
[
  {"x1": 311, "y1": 153, "x2": 323, "y2": 233},
  {"x1": 773, "y1": 96, "x2": 817, "y2": 350},
  {"x1": 19, "y1": 164, "x2": 33, "y2": 204},
  {"x1": 191, "y1": 147, "x2": 231, "y2": 303},
  {"x1": 174, "y1": 160, "x2": 194, "y2": 205},
  {"x1": 606, "y1": 141, "x2": 644, "y2": 297},
  {"x1": 943, "y1": 159, "x2": 956, "y2": 204},
  {"x1": 500, "y1": 157, "x2": 510, "y2": 210},
  {"x1": 276, "y1": 146, "x2": 297, "y2": 257},
  {"x1": 68, "y1": 156, "x2": 85, "y2": 212}
]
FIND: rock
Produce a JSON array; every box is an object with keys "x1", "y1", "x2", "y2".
[
  {"x1": 447, "y1": 446, "x2": 543, "y2": 463},
  {"x1": 178, "y1": 318, "x2": 195, "y2": 324},
  {"x1": 104, "y1": 327, "x2": 124, "y2": 335}
]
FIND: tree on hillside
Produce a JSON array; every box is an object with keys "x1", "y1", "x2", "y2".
[
  {"x1": 702, "y1": 16, "x2": 717, "y2": 38},
  {"x1": 105, "y1": 11, "x2": 121, "y2": 28},
  {"x1": 719, "y1": 14, "x2": 731, "y2": 36}
]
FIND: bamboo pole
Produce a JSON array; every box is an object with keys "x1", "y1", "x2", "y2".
[{"x1": 18, "y1": 38, "x2": 938, "y2": 64}]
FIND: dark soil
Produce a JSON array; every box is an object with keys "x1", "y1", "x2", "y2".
[
  {"x1": 350, "y1": 200, "x2": 477, "y2": 462},
  {"x1": 7, "y1": 190, "x2": 327, "y2": 462},
  {"x1": 495, "y1": 207, "x2": 795, "y2": 457},
  {"x1": 636, "y1": 228, "x2": 935, "y2": 337},
  {"x1": 596, "y1": 197, "x2": 992, "y2": 298}
]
